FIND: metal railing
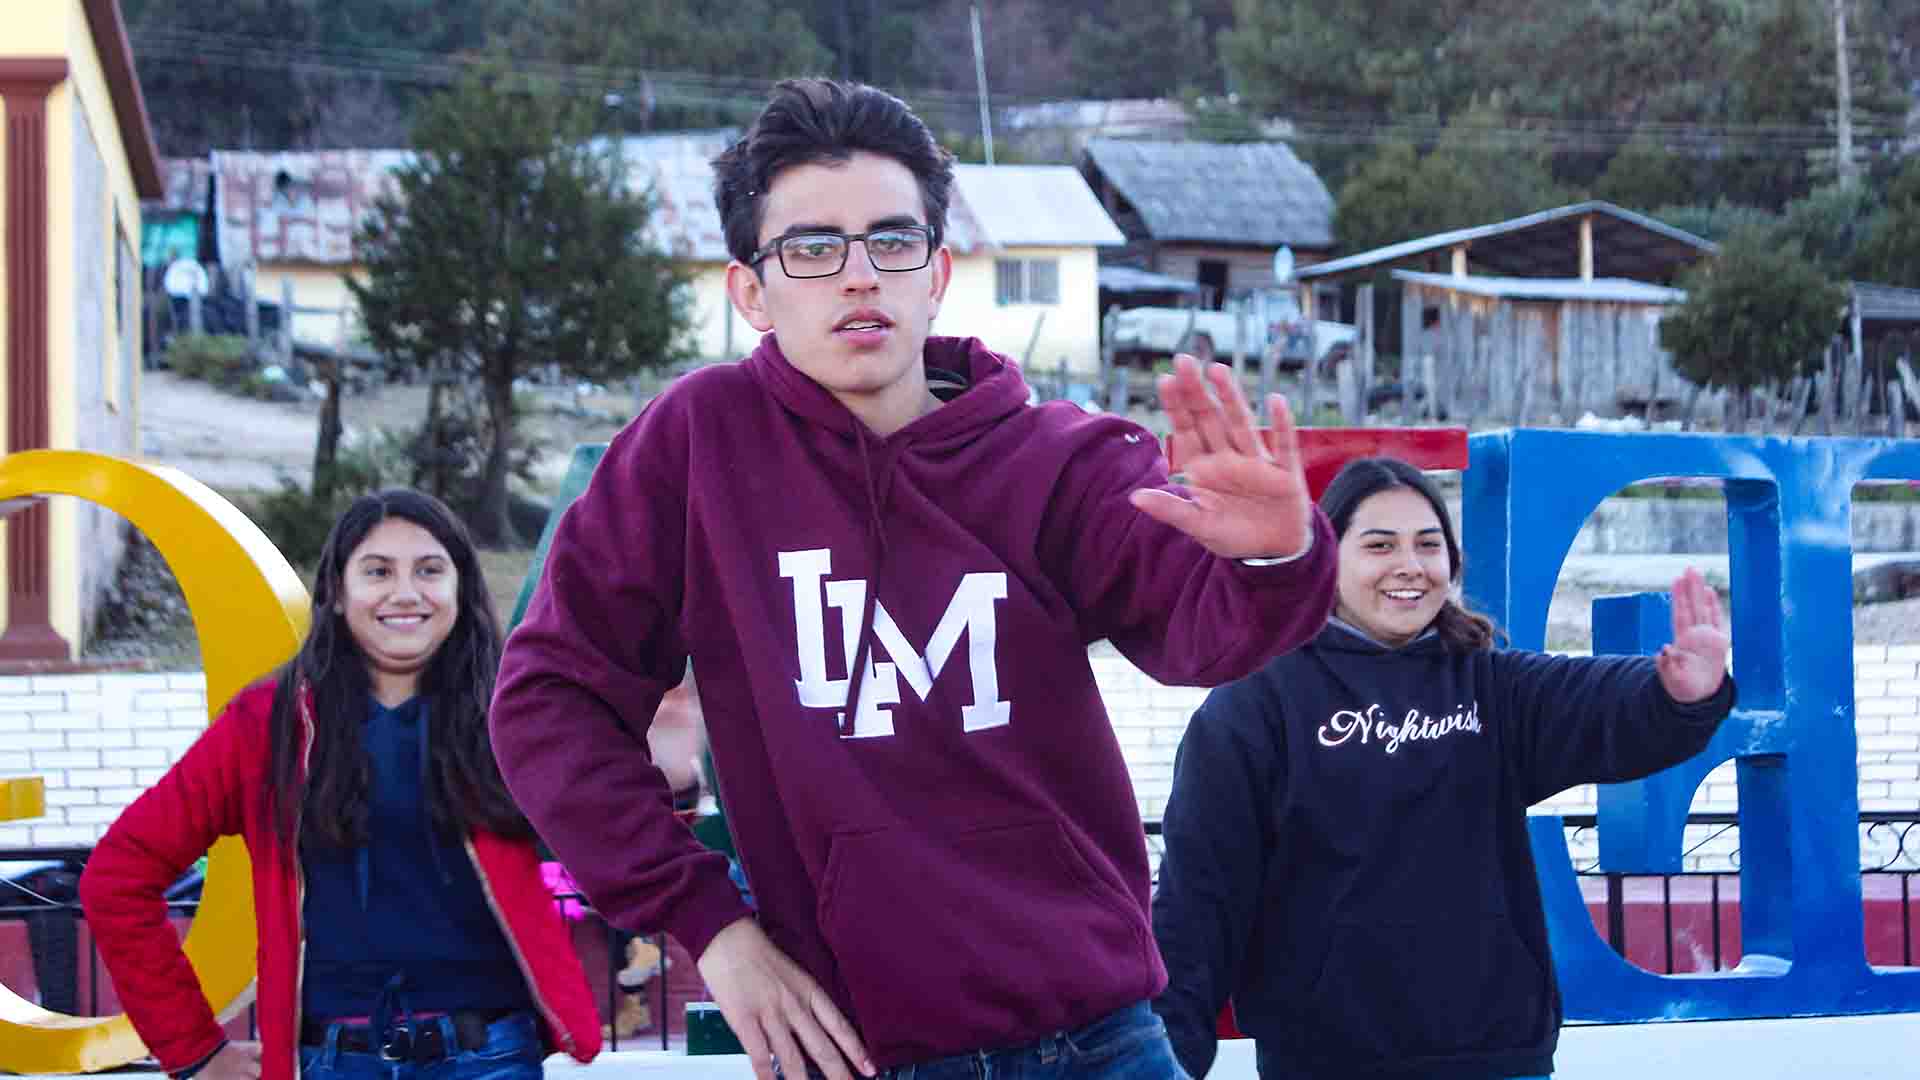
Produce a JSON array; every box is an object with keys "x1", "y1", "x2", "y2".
[
  {"x1": 0, "y1": 848, "x2": 679, "y2": 1053},
  {"x1": 1144, "y1": 812, "x2": 1920, "y2": 973},
  {"x1": 8, "y1": 811, "x2": 1917, "y2": 1056},
  {"x1": 1555, "y1": 811, "x2": 1918, "y2": 973}
]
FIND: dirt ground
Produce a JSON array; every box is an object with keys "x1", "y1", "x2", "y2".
[
  {"x1": 136, "y1": 369, "x2": 638, "y2": 495},
  {"x1": 129, "y1": 370, "x2": 1918, "y2": 653}
]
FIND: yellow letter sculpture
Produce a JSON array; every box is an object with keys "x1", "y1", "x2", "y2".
[{"x1": 0, "y1": 451, "x2": 309, "y2": 1073}]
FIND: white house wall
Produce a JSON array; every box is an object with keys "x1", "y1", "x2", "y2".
[{"x1": 937, "y1": 245, "x2": 1103, "y2": 377}]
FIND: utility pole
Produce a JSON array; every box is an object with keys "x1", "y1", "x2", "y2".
[
  {"x1": 971, "y1": 5, "x2": 994, "y2": 165},
  {"x1": 1833, "y1": 0, "x2": 1857, "y2": 185}
]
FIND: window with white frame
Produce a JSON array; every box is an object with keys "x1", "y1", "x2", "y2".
[{"x1": 994, "y1": 257, "x2": 1060, "y2": 305}]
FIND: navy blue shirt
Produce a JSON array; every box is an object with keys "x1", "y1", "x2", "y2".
[{"x1": 301, "y1": 696, "x2": 534, "y2": 1020}]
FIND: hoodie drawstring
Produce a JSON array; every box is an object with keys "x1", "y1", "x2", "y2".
[
  {"x1": 418, "y1": 700, "x2": 452, "y2": 886},
  {"x1": 842, "y1": 427, "x2": 894, "y2": 736},
  {"x1": 356, "y1": 700, "x2": 451, "y2": 907}
]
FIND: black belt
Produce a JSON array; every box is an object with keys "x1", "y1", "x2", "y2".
[{"x1": 300, "y1": 1009, "x2": 516, "y2": 1060}]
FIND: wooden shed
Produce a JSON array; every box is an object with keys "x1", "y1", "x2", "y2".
[
  {"x1": 1080, "y1": 138, "x2": 1335, "y2": 308},
  {"x1": 1394, "y1": 272, "x2": 1687, "y2": 422},
  {"x1": 1297, "y1": 202, "x2": 1717, "y2": 423}
]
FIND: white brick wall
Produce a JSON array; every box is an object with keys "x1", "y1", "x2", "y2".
[
  {"x1": 2, "y1": 658, "x2": 1917, "y2": 859},
  {"x1": 0, "y1": 672, "x2": 215, "y2": 847},
  {"x1": 1093, "y1": 643, "x2": 1920, "y2": 875}
]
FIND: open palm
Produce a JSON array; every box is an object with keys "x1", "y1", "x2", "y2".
[
  {"x1": 1657, "y1": 568, "x2": 1730, "y2": 703},
  {"x1": 1129, "y1": 355, "x2": 1314, "y2": 560}
]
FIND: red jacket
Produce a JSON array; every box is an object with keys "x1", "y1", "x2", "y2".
[{"x1": 80, "y1": 680, "x2": 602, "y2": 1080}]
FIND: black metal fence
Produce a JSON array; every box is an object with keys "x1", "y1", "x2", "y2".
[
  {"x1": 0, "y1": 848, "x2": 679, "y2": 1053},
  {"x1": 1553, "y1": 811, "x2": 1919, "y2": 973},
  {"x1": 6, "y1": 812, "x2": 1917, "y2": 1057},
  {"x1": 1144, "y1": 812, "x2": 1919, "y2": 974}
]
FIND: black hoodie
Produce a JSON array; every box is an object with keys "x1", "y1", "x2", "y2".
[{"x1": 1151, "y1": 621, "x2": 1733, "y2": 1079}]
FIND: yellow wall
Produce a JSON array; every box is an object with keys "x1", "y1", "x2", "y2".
[
  {"x1": 255, "y1": 265, "x2": 366, "y2": 349},
  {"x1": 684, "y1": 263, "x2": 761, "y2": 362},
  {"x1": 283, "y1": 264, "x2": 740, "y2": 362},
  {"x1": 1, "y1": 0, "x2": 150, "y2": 652},
  {"x1": 937, "y1": 246, "x2": 1103, "y2": 376},
  {"x1": 13, "y1": 0, "x2": 66, "y2": 47}
]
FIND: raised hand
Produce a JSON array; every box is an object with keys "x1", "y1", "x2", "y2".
[
  {"x1": 1129, "y1": 355, "x2": 1314, "y2": 560},
  {"x1": 696, "y1": 917, "x2": 875, "y2": 1080},
  {"x1": 1657, "y1": 568, "x2": 1731, "y2": 704}
]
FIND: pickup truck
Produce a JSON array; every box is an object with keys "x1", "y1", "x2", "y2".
[{"x1": 1108, "y1": 302, "x2": 1356, "y2": 373}]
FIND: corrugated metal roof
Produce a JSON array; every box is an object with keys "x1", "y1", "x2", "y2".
[
  {"x1": 154, "y1": 156, "x2": 213, "y2": 213},
  {"x1": 950, "y1": 164, "x2": 1124, "y2": 249},
  {"x1": 1099, "y1": 265, "x2": 1202, "y2": 293},
  {"x1": 203, "y1": 133, "x2": 1120, "y2": 268},
  {"x1": 1300, "y1": 201, "x2": 1716, "y2": 284},
  {"x1": 609, "y1": 129, "x2": 739, "y2": 262},
  {"x1": 1853, "y1": 281, "x2": 1920, "y2": 324},
  {"x1": 1081, "y1": 138, "x2": 1334, "y2": 248},
  {"x1": 1393, "y1": 270, "x2": 1686, "y2": 304},
  {"x1": 212, "y1": 149, "x2": 413, "y2": 265}
]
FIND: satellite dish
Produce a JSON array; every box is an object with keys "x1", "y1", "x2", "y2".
[{"x1": 1272, "y1": 245, "x2": 1295, "y2": 285}]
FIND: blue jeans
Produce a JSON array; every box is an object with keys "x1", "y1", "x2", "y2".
[
  {"x1": 877, "y1": 1002, "x2": 1187, "y2": 1080},
  {"x1": 298, "y1": 1011, "x2": 542, "y2": 1080}
]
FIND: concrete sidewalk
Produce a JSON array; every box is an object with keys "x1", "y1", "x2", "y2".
[{"x1": 526, "y1": 1011, "x2": 1920, "y2": 1080}]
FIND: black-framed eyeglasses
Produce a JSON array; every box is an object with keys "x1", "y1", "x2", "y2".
[{"x1": 748, "y1": 225, "x2": 935, "y2": 279}]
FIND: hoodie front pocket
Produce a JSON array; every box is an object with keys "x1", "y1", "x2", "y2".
[
  {"x1": 1295, "y1": 915, "x2": 1550, "y2": 1065},
  {"x1": 815, "y1": 822, "x2": 1150, "y2": 1056}
]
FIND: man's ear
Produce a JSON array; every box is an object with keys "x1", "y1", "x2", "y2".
[
  {"x1": 927, "y1": 245, "x2": 954, "y2": 323},
  {"x1": 725, "y1": 261, "x2": 776, "y2": 332}
]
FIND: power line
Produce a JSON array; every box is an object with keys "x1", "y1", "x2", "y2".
[{"x1": 129, "y1": 27, "x2": 1913, "y2": 160}]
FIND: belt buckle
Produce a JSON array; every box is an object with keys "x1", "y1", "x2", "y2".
[{"x1": 379, "y1": 1027, "x2": 414, "y2": 1062}]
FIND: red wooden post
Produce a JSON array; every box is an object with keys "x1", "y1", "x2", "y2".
[{"x1": 1164, "y1": 426, "x2": 1471, "y2": 500}]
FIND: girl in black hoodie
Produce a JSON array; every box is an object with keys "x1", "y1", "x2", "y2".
[{"x1": 1151, "y1": 457, "x2": 1735, "y2": 1080}]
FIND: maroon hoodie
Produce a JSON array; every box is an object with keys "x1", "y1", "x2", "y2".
[{"x1": 491, "y1": 334, "x2": 1335, "y2": 1066}]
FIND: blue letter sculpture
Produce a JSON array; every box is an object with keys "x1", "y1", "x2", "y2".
[{"x1": 1464, "y1": 429, "x2": 1920, "y2": 1019}]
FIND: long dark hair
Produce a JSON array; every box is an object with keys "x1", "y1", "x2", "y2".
[
  {"x1": 1319, "y1": 457, "x2": 1499, "y2": 652},
  {"x1": 266, "y1": 489, "x2": 532, "y2": 850}
]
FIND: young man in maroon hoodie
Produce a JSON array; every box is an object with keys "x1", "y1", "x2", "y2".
[{"x1": 490, "y1": 79, "x2": 1336, "y2": 1080}]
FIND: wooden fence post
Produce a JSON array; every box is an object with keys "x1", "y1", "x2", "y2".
[
  {"x1": 1101, "y1": 307, "x2": 1126, "y2": 416},
  {"x1": 1258, "y1": 293, "x2": 1278, "y2": 411},
  {"x1": 1850, "y1": 288, "x2": 1867, "y2": 434},
  {"x1": 243, "y1": 263, "x2": 259, "y2": 349},
  {"x1": 1894, "y1": 357, "x2": 1920, "y2": 440},
  {"x1": 1231, "y1": 298, "x2": 1248, "y2": 387},
  {"x1": 1353, "y1": 283, "x2": 1374, "y2": 423},
  {"x1": 1302, "y1": 349, "x2": 1319, "y2": 426},
  {"x1": 280, "y1": 279, "x2": 296, "y2": 366},
  {"x1": 1022, "y1": 309, "x2": 1047, "y2": 368},
  {"x1": 1397, "y1": 285, "x2": 1416, "y2": 425}
]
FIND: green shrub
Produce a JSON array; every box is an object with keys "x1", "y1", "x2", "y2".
[
  {"x1": 234, "y1": 443, "x2": 395, "y2": 569},
  {"x1": 166, "y1": 334, "x2": 253, "y2": 385}
]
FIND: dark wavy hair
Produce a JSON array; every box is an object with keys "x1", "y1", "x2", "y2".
[
  {"x1": 1319, "y1": 457, "x2": 1499, "y2": 652},
  {"x1": 266, "y1": 489, "x2": 531, "y2": 851},
  {"x1": 712, "y1": 78, "x2": 955, "y2": 268}
]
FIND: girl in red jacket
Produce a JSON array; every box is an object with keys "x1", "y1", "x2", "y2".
[{"x1": 81, "y1": 490, "x2": 601, "y2": 1080}]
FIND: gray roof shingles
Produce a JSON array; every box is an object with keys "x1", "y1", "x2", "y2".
[{"x1": 1082, "y1": 138, "x2": 1334, "y2": 249}]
